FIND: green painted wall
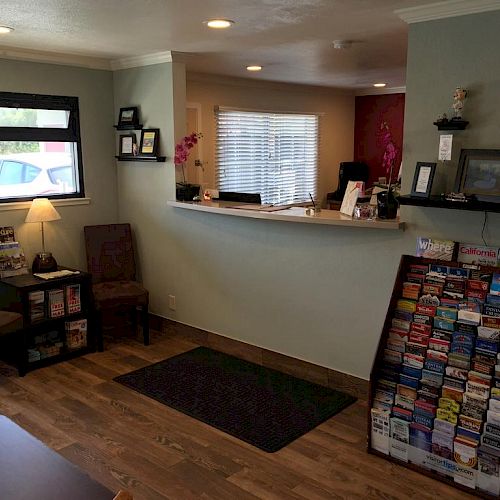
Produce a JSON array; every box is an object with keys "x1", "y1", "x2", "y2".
[{"x1": 0, "y1": 58, "x2": 117, "y2": 268}]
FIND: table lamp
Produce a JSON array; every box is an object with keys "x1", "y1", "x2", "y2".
[{"x1": 25, "y1": 198, "x2": 61, "y2": 273}]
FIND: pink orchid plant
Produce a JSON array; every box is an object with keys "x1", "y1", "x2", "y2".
[
  {"x1": 174, "y1": 132, "x2": 202, "y2": 183},
  {"x1": 379, "y1": 121, "x2": 399, "y2": 186}
]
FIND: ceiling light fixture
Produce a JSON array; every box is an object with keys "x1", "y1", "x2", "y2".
[
  {"x1": 0, "y1": 26, "x2": 14, "y2": 34},
  {"x1": 246, "y1": 65, "x2": 262, "y2": 72},
  {"x1": 332, "y1": 40, "x2": 352, "y2": 50},
  {"x1": 206, "y1": 19, "x2": 234, "y2": 29},
  {"x1": 373, "y1": 83, "x2": 387, "y2": 87}
]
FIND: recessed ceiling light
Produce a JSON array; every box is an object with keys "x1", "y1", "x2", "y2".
[
  {"x1": 206, "y1": 19, "x2": 234, "y2": 29},
  {"x1": 246, "y1": 65, "x2": 262, "y2": 72},
  {"x1": 0, "y1": 26, "x2": 14, "y2": 34},
  {"x1": 373, "y1": 83, "x2": 387, "y2": 87}
]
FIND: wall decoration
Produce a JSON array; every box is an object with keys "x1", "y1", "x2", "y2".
[
  {"x1": 354, "y1": 93, "x2": 405, "y2": 187},
  {"x1": 411, "y1": 162, "x2": 436, "y2": 198},
  {"x1": 139, "y1": 129, "x2": 159, "y2": 156},
  {"x1": 117, "y1": 107, "x2": 139, "y2": 128},
  {"x1": 119, "y1": 134, "x2": 136, "y2": 156},
  {"x1": 454, "y1": 149, "x2": 500, "y2": 199}
]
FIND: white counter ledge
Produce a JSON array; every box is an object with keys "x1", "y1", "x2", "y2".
[{"x1": 168, "y1": 200, "x2": 405, "y2": 230}]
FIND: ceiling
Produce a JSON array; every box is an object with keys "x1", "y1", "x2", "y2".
[{"x1": 0, "y1": 0, "x2": 446, "y2": 90}]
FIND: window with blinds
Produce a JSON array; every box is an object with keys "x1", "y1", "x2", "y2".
[{"x1": 215, "y1": 108, "x2": 319, "y2": 205}]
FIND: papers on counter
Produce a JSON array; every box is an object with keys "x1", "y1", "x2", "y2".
[{"x1": 231, "y1": 204, "x2": 292, "y2": 212}]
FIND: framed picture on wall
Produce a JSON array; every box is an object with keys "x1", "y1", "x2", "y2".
[
  {"x1": 117, "y1": 106, "x2": 139, "y2": 128},
  {"x1": 139, "y1": 129, "x2": 159, "y2": 156},
  {"x1": 119, "y1": 134, "x2": 136, "y2": 156},
  {"x1": 454, "y1": 149, "x2": 500, "y2": 200},
  {"x1": 411, "y1": 162, "x2": 436, "y2": 198}
]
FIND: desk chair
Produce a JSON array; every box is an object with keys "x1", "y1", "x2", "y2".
[
  {"x1": 0, "y1": 311, "x2": 24, "y2": 375},
  {"x1": 84, "y1": 224, "x2": 149, "y2": 347}
]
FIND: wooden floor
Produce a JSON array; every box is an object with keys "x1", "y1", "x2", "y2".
[{"x1": 0, "y1": 330, "x2": 476, "y2": 500}]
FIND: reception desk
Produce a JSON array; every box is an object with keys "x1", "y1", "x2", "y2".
[{"x1": 168, "y1": 200, "x2": 404, "y2": 231}]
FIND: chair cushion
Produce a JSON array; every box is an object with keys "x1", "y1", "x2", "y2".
[
  {"x1": 93, "y1": 281, "x2": 148, "y2": 310},
  {"x1": 0, "y1": 311, "x2": 23, "y2": 336}
]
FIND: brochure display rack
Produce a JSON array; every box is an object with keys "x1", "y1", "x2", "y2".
[{"x1": 369, "y1": 255, "x2": 500, "y2": 498}]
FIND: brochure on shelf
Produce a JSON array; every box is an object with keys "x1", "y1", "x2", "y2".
[{"x1": 369, "y1": 255, "x2": 500, "y2": 495}]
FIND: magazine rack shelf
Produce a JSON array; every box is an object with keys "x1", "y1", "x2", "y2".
[
  {"x1": 369, "y1": 254, "x2": 500, "y2": 498},
  {"x1": 0, "y1": 268, "x2": 99, "y2": 376}
]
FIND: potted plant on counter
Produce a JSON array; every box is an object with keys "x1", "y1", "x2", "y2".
[
  {"x1": 377, "y1": 121, "x2": 399, "y2": 219},
  {"x1": 174, "y1": 132, "x2": 203, "y2": 201}
]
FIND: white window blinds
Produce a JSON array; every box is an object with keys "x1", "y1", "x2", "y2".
[{"x1": 215, "y1": 108, "x2": 319, "y2": 205}]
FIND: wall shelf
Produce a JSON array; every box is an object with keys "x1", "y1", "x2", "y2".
[
  {"x1": 115, "y1": 155, "x2": 166, "y2": 162},
  {"x1": 432, "y1": 119, "x2": 469, "y2": 130},
  {"x1": 113, "y1": 124, "x2": 143, "y2": 130},
  {"x1": 398, "y1": 194, "x2": 500, "y2": 213}
]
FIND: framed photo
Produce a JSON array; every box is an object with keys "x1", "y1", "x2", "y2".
[
  {"x1": 411, "y1": 162, "x2": 436, "y2": 198},
  {"x1": 454, "y1": 149, "x2": 500, "y2": 199},
  {"x1": 118, "y1": 107, "x2": 138, "y2": 127},
  {"x1": 119, "y1": 134, "x2": 136, "y2": 156},
  {"x1": 140, "y1": 128, "x2": 159, "y2": 156}
]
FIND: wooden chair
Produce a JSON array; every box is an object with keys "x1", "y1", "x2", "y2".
[
  {"x1": 0, "y1": 311, "x2": 23, "y2": 337},
  {"x1": 0, "y1": 310, "x2": 24, "y2": 375},
  {"x1": 84, "y1": 224, "x2": 149, "y2": 348}
]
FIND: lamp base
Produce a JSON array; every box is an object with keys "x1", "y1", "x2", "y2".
[{"x1": 32, "y1": 252, "x2": 58, "y2": 273}]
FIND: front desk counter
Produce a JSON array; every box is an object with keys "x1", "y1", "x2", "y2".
[{"x1": 168, "y1": 200, "x2": 405, "y2": 231}]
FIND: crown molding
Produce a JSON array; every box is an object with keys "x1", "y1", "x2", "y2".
[
  {"x1": 355, "y1": 86, "x2": 406, "y2": 96},
  {"x1": 186, "y1": 71, "x2": 353, "y2": 95},
  {"x1": 110, "y1": 51, "x2": 175, "y2": 70},
  {"x1": 0, "y1": 47, "x2": 182, "y2": 71},
  {"x1": 396, "y1": 0, "x2": 500, "y2": 24},
  {"x1": 0, "y1": 46, "x2": 111, "y2": 70}
]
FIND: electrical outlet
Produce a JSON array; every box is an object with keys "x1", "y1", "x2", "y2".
[{"x1": 168, "y1": 294, "x2": 176, "y2": 310}]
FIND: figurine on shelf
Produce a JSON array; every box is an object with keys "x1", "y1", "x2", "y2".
[{"x1": 452, "y1": 86, "x2": 467, "y2": 119}]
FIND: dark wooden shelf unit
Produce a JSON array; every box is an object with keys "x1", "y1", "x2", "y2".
[
  {"x1": 399, "y1": 194, "x2": 500, "y2": 213},
  {"x1": 0, "y1": 268, "x2": 98, "y2": 375},
  {"x1": 433, "y1": 119, "x2": 469, "y2": 130},
  {"x1": 114, "y1": 124, "x2": 143, "y2": 130},
  {"x1": 115, "y1": 155, "x2": 166, "y2": 162}
]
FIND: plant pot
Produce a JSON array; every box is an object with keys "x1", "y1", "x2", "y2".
[
  {"x1": 377, "y1": 190, "x2": 398, "y2": 219},
  {"x1": 176, "y1": 183, "x2": 200, "y2": 201}
]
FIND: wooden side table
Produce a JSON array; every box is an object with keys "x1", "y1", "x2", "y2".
[{"x1": 0, "y1": 268, "x2": 102, "y2": 376}]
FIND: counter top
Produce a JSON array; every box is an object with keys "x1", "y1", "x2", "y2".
[{"x1": 168, "y1": 200, "x2": 405, "y2": 230}]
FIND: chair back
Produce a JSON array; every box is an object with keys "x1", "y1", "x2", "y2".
[{"x1": 84, "y1": 224, "x2": 136, "y2": 284}]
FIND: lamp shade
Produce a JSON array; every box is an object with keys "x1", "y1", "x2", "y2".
[{"x1": 25, "y1": 198, "x2": 61, "y2": 223}]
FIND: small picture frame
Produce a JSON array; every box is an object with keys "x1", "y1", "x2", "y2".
[
  {"x1": 118, "y1": 107, "x2": 139, "y2": 127},
  {"x1": 454, "y1": 149, "x2": 500, "y2": 199},
  {"x1": 411, "y1": 162, "x2": 436, "y2": 198},
  {"x1": 140, "y1": 128, "x2": 159, "y2": 156},
  {"x1": 119, "y1": 134, "x2": 136, "y2": 156}
]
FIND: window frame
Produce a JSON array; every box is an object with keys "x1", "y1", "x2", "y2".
[
  {"x1": 0, "y1": 91, "x2": 85, "y2": 203},
  {"x1": 215, "y1": 107, "x2": 320, "y2": 206}
]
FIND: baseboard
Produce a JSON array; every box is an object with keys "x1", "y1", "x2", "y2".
[{"x1": 149, "y1": 314, "x2": 368, "y2": 400}]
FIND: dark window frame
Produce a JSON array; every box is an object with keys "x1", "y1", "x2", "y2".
[{"x1": 0, "y1": 91, "x2": 85, "y2": 203}]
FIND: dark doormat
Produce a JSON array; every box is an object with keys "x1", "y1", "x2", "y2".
[{"x1": 114, "y1": 346, "x2": 356, "y2": 452}]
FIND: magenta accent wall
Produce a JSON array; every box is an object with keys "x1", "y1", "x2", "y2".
[{"x1": 354, "y1": 93, "x2": 405, "y2": 187}]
